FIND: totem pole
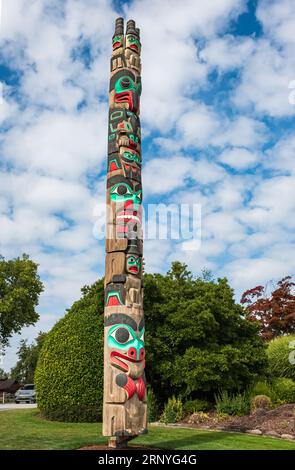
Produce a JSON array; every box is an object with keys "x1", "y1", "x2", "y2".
[{"x1": 103, "y1": 18, "x2": 147, "y2": 447}]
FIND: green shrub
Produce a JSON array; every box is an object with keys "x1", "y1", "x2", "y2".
[
  {"x1": 267, "y1": 335, "x2": 295, "y2": 380},
  {"x1": 147, "y1": 387, "x2": 159, "y2": 423},
  {"x1": 35, "y1": 280, "x2": 104, "y2": 422},
  {"x1": 160, "y1": 396, "x2": 183, "y2": 424},
  {"x1": 215, "y1": 390, "x2": 250, "y2": 416},
  {"x1": 271, "y1": 378, "x2": 295, "y2": 404},
  {"x1": 250, "y1": 381, "x2": 273, "y2": 398},
  {"x1": 251, "y1": 395, "x2": 271, "y2": 412},
  {"x1": 183, "y1": 399, "x2": 210, "y2": 415},
  {"x1": 144, "y1": 267, "x2": 268, "y2": 406}
]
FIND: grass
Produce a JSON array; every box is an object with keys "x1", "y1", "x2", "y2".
[{"x1": 0, "y1": 409, "x2": 295, "y2": 450}]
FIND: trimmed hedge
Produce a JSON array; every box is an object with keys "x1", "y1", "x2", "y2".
[
  {"x1": 35, "y1": 280, "x2": 104, "y2": 422},
  {"x1": 267, "y1": 334, "x2": 295, "y2": 380}
]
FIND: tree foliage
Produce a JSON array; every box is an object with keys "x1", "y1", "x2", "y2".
[
  {"x1": 241, "y1": 276, "x2": 295, "y2": 339},
  {"x1": 10, "y1": 332, "x2": 47, "y2": 383},
  {"x1": 0, "y1": 367, "x2": 7, "y2": 379},
  {"x1": 0, "y1": 254, "x2": 44, "y2": 348},
  {"x1": 144, "y1": 262, "x2": 267, "y2": 403},
  {"x1": 35, "y1": 280, "x2": 104, "y2": 422}
]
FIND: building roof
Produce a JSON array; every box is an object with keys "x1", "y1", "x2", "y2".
[{"x1": 0, "y1": 379, "x2": 20, "y2": 393}]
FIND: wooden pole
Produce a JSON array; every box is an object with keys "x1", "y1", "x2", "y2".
[{"x1": 103, "y1": 18, "x2": 147, "y2": 447}]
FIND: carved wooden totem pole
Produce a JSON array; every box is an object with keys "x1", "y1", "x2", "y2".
[{"x1": 103, "y1": 18, "x2": 147, "y2": 447}]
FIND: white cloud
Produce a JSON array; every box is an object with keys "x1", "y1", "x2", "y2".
[
  {"x1": 264, "y1": 134, "x2": 295, "y2": 175},
  {"x1": 176, "y1": 103, "x2": 220, "y2": 148},
  {"x1": 143, "y1": 155, "x2": 225, "y2": 196},
  {"x1": 257, "y1": 0, "x2": 295, "y2": 48},
  {"x1": 226, "y1": 1, "x2": 295, "y2": 118},
  {"x1": 190, "y1": 159, "x2": 225, "y2": 184},
  {"x1": 124, "y1": 0, "x2": 245, "y2": 131},
  {"x1": 249, "y1": 175, "x2": 295, "y2": 230},
  {"x1": 235, "y1": 45, "x2": 292, "y2": 116},
  {"x1": 0, "y1": 94, "x2": 19, "y2": 124},
  {"x1": 2, "y1": 109, "x2": 107, "y2": 179},
  {"x1": 213, "y1": 116, "x2": 267, "y2": 148},
  {"x1": 225, "y1": 257, "x2": 288, "y2": 295},
  {"x1": 143, "y1": 156, "x2": 193, "y2": 195},
  {"x1": 200, "y1": 35, "x2": 255, "y2": 71},
  {"x1": 219, "y1": 147, "x2": 259, "y2": 170},
  {"x1": 205, "y1": 211, "x2": 246, "y2": 244}
]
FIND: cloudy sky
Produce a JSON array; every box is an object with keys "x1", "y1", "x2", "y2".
[{"x1": 1, "y1": 0, "x2": 295, "y2": 370}]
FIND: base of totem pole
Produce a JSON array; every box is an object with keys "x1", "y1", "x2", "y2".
[{"x1": 108, "y1": 435, "x2": 135, "y2": 449}]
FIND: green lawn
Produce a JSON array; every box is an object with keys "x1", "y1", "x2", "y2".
[{"x1": 0, "y1": 410, "x2": 294, "y2": 450}]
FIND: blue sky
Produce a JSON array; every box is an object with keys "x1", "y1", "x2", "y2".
[{"x1": 1, "y1": 0, "x2": 295, "y2": 370}]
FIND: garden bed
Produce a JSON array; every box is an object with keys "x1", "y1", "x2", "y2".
[{"x1": 180, "y1": 404, "x2": 295, "y2": 439}]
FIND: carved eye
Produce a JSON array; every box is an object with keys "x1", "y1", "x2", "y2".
[
  {"x1": 111, "y1": 184, "x2": 132, "y2": 196},
  {"x1": 123, "y1": 152, "x2": 134, "y2": 161},
  {"x1": 128, "y1": 256, "x2": 135, "y2": 263},
  {"x1": 120, "y1": 77, "x2": 132, "y2": 89},
  {"x1": 111, "y1": 326, "x2": 132, "y2": 344},
  {"x1": 139, "y1": 330, "x2": 144, "y2": 342}
]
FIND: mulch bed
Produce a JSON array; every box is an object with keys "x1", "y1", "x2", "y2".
[{"x1": 181, "y1": 404, "x2": 295, "y2": 436}]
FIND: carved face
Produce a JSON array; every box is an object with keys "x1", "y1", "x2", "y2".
[
  {"x1": 109, "y1": 178, "x2": 142, "y2": 205},
  {"x1": 120, "y1": 149, "x2": 141, "y2": 181},
  {"x1": 127, "y1": 133, "x2": 140, "y2": 149},
  {"x1": 107, "y1": 152, "x2": 141, "y2": 182},
  {"x1": 110, "y1": 181, "x2": 142, "y2": 206},
  {"x1": 105, "y1": 282, "x2": 126, "y2": 307},
  {"x1": 126, "y1": 34, "x2": 141, "y2": 54},
  {"x1": 112, "y1": 35, "x2": 123, "y2": 50},
  {"x1": 105, "y1": 314, "x2": 145, "y2": 379},
  {"x1": 122, "y1": 150, "x2": 141, "y2": 168},
  {"x1": 108, "y1": 108, "x2": 141, "y2": 154},
  {"x1": 107, "y1": 176, "x2": 142, "y2": 235},
  {"x1": 110, "y1": 70, "x2": 141, "y2": 113},
  {"x1": 126, "y1": 254, "x2": 141, "y2": 275},
  {"x1": 108, "y1": 153, "x2": 121, "y2": 172}
]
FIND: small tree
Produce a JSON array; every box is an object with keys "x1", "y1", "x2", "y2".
[
  {"x1": 241, "y1": 276, "x2": 295, "y2": 339},
  {"x1": 0, "y1": 254, "x2": 44, "y2": 348},
  {"x1": 10, "y1": 332, "x2": 47, "y2": 383},
  {"x1": 0, "y1": 367, "x2": 8, "y2": 379}
]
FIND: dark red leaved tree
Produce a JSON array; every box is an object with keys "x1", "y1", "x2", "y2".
[{"x1": 241, "y1": 276, "x2": 295, "y2": 340}]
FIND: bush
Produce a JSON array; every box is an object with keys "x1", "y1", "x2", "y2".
[
  {"x1": 267, "y1": 335, "x2": 295, "y2": 380},
  {"x1": 271, "y1": 378, "x2": 295, "y2": 404},
  {"x1": 144, "y1": 266, "x2": 268, "y2": 406},
  {"x1": 251, "y1": 395, "x2": 271, "y2": 413},
  {"x1": 160, "y1": 396, "x2": 183, "y2": 424},
  {"x1": 215, "y1": 390, "x2": 250, "y2": 416},
  {"x1": 35, "y1": 280, "x2": 104, "y2": 422},
  {"x1": 187, "y1": 411, "x2": 209, "y2": 424},
  {"x1": 183, "y1": 399, "x2": 210, "y2": 415},
  {"x1": 250, "y1": 381, "x2": 273, "y2": 398},
  {"x1": 147, "y1": 387, "x2": 159, "y2": 423}
]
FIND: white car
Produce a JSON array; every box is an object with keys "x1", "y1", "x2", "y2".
[{"x1": 15, "y1": 384, "x2": 36, "y2": 404}]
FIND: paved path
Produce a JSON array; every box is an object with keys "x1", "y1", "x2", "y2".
[{"x1": 0, "y1": 403, "x2": 37, "y2": 411}]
